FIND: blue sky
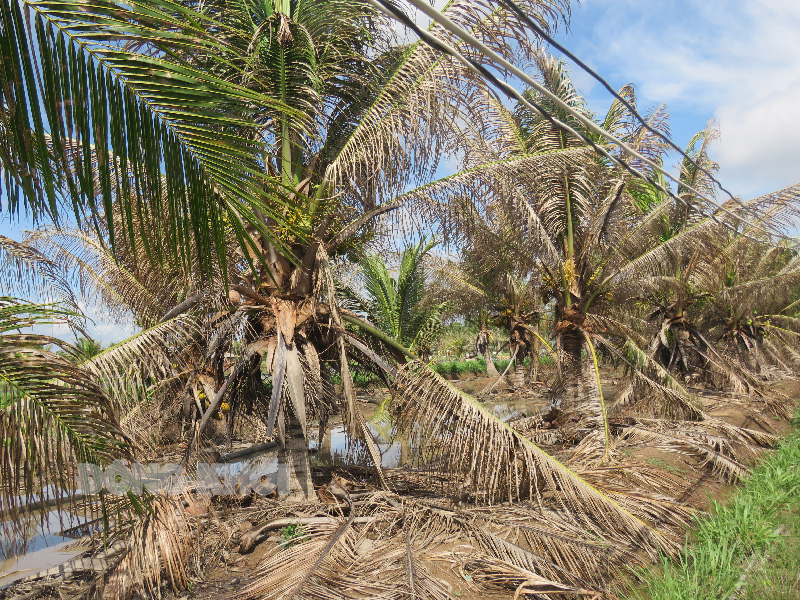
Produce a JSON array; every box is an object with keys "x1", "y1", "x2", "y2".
[
  {"x1": 4, "y1": 0, "x2": 798, "y2": 344},
  {"x1": 551, "y1": 0, "x2": 800, "y2": 200}
]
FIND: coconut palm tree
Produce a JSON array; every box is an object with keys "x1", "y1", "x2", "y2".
[
  {"x1": 409, "y1": 49, "x2": 797, "y2": 473},
  {"x1": 3, "y1": 2, "x2": 699, "y2": 575},
  {"x1": 430, "y1": 199, "x2": 549, "y2": 389},
  {"x1": 600, "y1": 119, "x2": 800, "y2": 420},
  {"x1": 8, "y1": 3, "x2": 780, "y2": 596},
  {"x1": 441, "y1": 265, "x2": 542, "y2": 389},
  {"x1": 632, "y1": 190, "x2": 800, "y2": 414}
]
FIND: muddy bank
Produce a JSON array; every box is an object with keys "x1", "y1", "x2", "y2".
[{"x1": 2, "y1": 375, "x2": 795, "y2": 600}]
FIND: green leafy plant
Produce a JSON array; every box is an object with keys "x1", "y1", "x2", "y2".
[{"x1": 279, "y1": 521, "x2": 306, "y2": 547}]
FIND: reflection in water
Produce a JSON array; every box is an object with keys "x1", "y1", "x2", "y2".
[
  {"x1": 0, "y1": 510, "x2": 86, "y2": 561},
  {"x1": 311, "y1": 423, "x2": 407, "y2": 468},
  {"x1": 1, "y1": 400, "x2": 537, "y2": 586},
  {"x1": 310, "y1": 399, "x2": 536, "y2": 468},
  {"x1": 0, "y1": 510, "x2": 88, "y2": 587}
]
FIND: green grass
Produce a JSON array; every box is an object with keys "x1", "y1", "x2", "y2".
[
  {"x1": 328, "y1": 367, "x2": 381, "y2": 387},
  {"x1": 431, "y1": 355, "x2": 554, "y2": 378},
  {"x1": 431, "y1": 359, "x2": 488, "y2": 376},
  {"x1": 628, "y1": 410, "x2": 800, "y2": 600},
  {"x1": 323, "y1": 354, "x2": 554, "y2": 386}
]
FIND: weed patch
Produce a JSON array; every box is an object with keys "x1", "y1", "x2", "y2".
[{"x1": 627, "y1": 409, "x2": 800, "y2": 600}]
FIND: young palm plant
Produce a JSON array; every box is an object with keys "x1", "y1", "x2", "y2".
[{"x1": 341, "y1": 237, "x2": 448, "y2": 360}]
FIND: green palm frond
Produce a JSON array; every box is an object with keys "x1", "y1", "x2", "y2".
[
  {"x1": 0, "y1": 0, "x2": 300, "y2": 276},
  {"x1": 0, "y1": 297, "x2": 127, "y2": 520},
  {"x1": 344, "y1": 237, "x2": 444, "y2": 353}
]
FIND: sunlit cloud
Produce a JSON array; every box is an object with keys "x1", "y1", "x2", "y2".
[{"x1": 554, "y1": 0, "x2": 800, "y2": 199}]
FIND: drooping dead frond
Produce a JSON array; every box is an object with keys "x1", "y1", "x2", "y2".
[
  {"x1": 0, "y1": 298, "x2": 127, "y2": 522},
  {"x1": 0, "y1": 234, "x2": 81, "y2": 317},
  {"x1": 104, "y1": 495, "x2": 195, "y2": 600},
  {"x1": 607, "y1": 336, "x2": 704, "y2": 420},
  {"x1": 451, "y1": 549, "x2": 600, "y2": 597},
  {"x1": 84, "y1": 315, "x2": 204, "y2": 410},
  {"x1": 618, "y1": 418, "x2": 777, "y2": 482},
  {"x1": 391, "y1": 364, "x2": 676, "y2": 557},
  {"x1": 25, "y1": 226, "x2": 208, "y2": 328}
]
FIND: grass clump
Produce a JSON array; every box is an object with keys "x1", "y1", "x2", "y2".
[
  {"x1": 629, "y1": 410, "x2": 800, "y2": 600},
  {"x1": 421, "y1": 354, "x2": 556, "y2": 378}
]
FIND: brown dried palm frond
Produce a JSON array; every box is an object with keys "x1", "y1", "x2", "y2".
[
  {"x1": 104, "y1": 494, "x2": 196, "y2": 600},
  {"x1": 84, "y1": 315, "x2": 204, "y2": 410},
  {"x1": 24, "y1": 225, "x2": 218, "y2": 328},
  {"x1": 453, "y1": 87, "x2": 529, "y2": 166},
  {"x1": 449, "y1": 503, "x2": 637, "y2": 589},
  {"x1": 235, "y1": 493, "x2": 615, "y2": 599},
  {"x1": 326, "y1": 0, "x2": 569, "y2": 205},
  {"x1": 397, "y1": 147, "x2": 589, "y2": 265},
  {"x1": 737, "y1": 183, "x2": 800, "y2": 238},
  {"x1": 574, "y1": 461, "x2": 693, "y2": 500},
  {"x1": 390, "y1": 364, "x2": 677, "y2": 557},
  {"x1": 0, "y1": 298, "x2": 128, "y2": 523},
  {"x1": 592, "y1": 215, "x2": 724, "y2": 302},
  {"x1": 235, "y1": 517, "x2": 458, "y2": 600},
  {"x1": 617, "y1": 418, "x2": 776, "y2": 482},
  {"x1": 450, "y1": 549, "x2": 601, "y2": 598},
  {"x1": 717, "y1": 271, "x2": 800, "y2": 320},
  {"x1": 0, "y1": 234, "x2": 81, "y2": 317},
  {"x1": 590, "y1": 334, "x2": 704, "y2": 421}
]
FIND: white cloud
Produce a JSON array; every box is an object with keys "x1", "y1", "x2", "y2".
[
  {"x1": 557, "y1": 0, "x2": 800, "y2": 198},
  {"x1": 28, "y1": 300, "x2": 138, "y2": 347},
  {"x1": 79, "y1": 301, "x2": 137, "y2": 346},
  {"x1": 715, "y1": 83, "x2": 800, "y2": 198}
]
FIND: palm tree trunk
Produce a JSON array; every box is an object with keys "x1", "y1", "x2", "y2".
[
  {"x1": 529, "y1": 322, "x2": 541, "y2": 383},
  {"x1": 484, "y1": 345, "x2": 499, "y2": 377},
  {"x1": 399, "y1": 437, "x2": 410, "y2": 468},
  {"x1": 277, "y1": 413, "x2": 314, "y2": 501},
  {"x1": 512, "y1": 353, "x2": 525, "y2": 389},
  {"x1": 559, "y1": 326, "x2": 583, "y2": 410}
]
